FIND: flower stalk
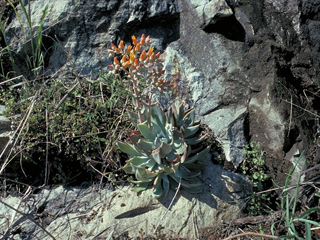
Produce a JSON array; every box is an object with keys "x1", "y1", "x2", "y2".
[{"x1": 107, "y1": 34, "x2": 171, "y2": 124}]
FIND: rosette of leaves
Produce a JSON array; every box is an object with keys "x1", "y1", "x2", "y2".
[{"x1": 117, "y1": 103, "x2": 210, "y2": 198}]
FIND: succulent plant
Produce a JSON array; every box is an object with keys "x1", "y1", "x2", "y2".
[
  {"x1": 108, "y1": 34, "x2": 210, "y2": 197},
  {"x1": 117, "y1": 103, "x2": 210, "y2": 198}
]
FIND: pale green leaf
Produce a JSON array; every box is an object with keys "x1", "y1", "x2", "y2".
[
  {"x1": 123, "y1": 163, "x2": 135, "y2": 174},
  {"x1": 137, "y1": 139, "x2": 155, "y2": 151},
  {"x1": 183, "y1": 146, "x2": 210, "y2": 164},
  {"x1": 184, "y1": 124, "x2": 200, "y2": 138},
  {"x1": 162, "y1": 174, "x2": 170, "y2": 194},
  {"x1": 151, "y1": 148, "x2": 162, "y2": 164},
  {"x1": 159, "y1": 141, "x2": 172, "y2": 157},
  {"x1": 132, "y1": 182, "x2": 149, "y2": 192},
  {"x1": 127, "y1": 156, "x2": 156, "y2": 168},
  {"x1": 152, "y1": 174, "x2": 163, "y2": 198},
  {"x1": 137, "y1": 121, "x2": 156, "y2": 141},
  {"x1": 117, "y1": 141, "x2": 141, "y2": 156}
]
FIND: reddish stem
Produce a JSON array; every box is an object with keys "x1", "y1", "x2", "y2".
[
  {"x1": 122, "y1": 69, "x2": 143, "y2": 124},
  {"x1": 148, "y1": 92, "x2": 153, "y2": 129}
]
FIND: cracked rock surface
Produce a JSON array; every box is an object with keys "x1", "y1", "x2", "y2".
[{"x1": 0, "y1": 156, "x2": 251, "y2": 239}]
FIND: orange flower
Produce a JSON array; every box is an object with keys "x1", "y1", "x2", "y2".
[
  {"x1": 115, "y1": 48, "x2": 121, "y2": 53},
  {"x1": 122, "y1": 61, "x2": 130, "y2": 68},
  {"x1": 132, "y1": 35, "x2": 138, "y2": 45},
  {"x1": 155, "y1": 52, "x2": 161, "y2": 58},
  {"x1": 130, "y1": 52, "x2": 135, "y2": 63},
  {"x1": 146, "y1": 35, "x2": 151, "y2": 43},
  {"x1": 140, "y1": 33, "x2": 145, "y2": 45},
  {"x1": 134, "y1": 58, "x2": 139, "y2": 66},
  {"x1": 126, "y1": 45, "x2": 132, "y2": 54},
  {"x1": 111, "y1": 43, "x2": 116, "y2": 49},
  {"x1": 150, "y1": 52, "x2": 155, "y2": 61},
  {"x1": 118, "y1": 40, "x2": 124, "y2": 50},
  {"x1": 121, "y1": 55, "x2": 128, "y2": 64},
  {"x1": 108, "y1": 64, "x2": 113, "y2": 68},
  {"x1": 113, "y1": 57, "x2": 119, "y2": 65},
  {"x1": 159, "y1": 70, "x2": 165, "y2": 76},
  {"x1": 147, "y1": 47, "x2": 153, "y2": 57},
  {"x1": 157, "y1": 78, "x2": 164, "y2": 86},
  {"x1": 139, "y1": 50, "x2": 146, "y2": 61},
  {"x1": 107, "y1": 49, "x2": 114, "y2": 54},
  {"x1": 135, "y1": 43, "x2": 141, "y2": 52}
]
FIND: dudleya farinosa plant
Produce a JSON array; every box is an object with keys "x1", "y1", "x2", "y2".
[{"x1": 107, "y1": 34, "x2": 210, "y2": 198}]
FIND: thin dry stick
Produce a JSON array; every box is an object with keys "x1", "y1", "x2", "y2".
[
  {"x1": 0, "y1": 75, "x2": 24, "y2": 86},
  {"x1": 282, "y1": 99, "x2": 320, "y2": 118},
  {"x1": 2, "y1": 187, "x2": 32, "y2": 238},
  {"x1": 0, "y1": 198, "x2": 57, "y2": 240},
  {"x1": 288, "y1": 95, "x2": 293, "y2": 137},
  {"x1": 54, "y1": 81, "x2": 79, "y2": 111},
  {"x1": 153, "y1": 180, "x2": 181, "y2": 234},
  {"x1": 223, "y1": 232, "x2": 278, "y2": 240},
  {"x1": 92, "y1": 222, "x2": 117, "y2": 240},
  {"x1": 99, "y1": 97, "x2": 129, "y2": 185},
  {"x1": 99, "y1": 81, "x2": 105, "y2": 105},
  {"x1": 8, "y1": 187, "x2": 31, "y2": 229},
  {"x1": 252, "y1": 179, "x2": 320, "y2": 199},
  {"x1": 0, "y1": 94, "x2": 38, "y2": 175},
  {"x1": 45, "y1": 102, "x2": 49, "y2": 185},
  {"x1": 0, "y1": 103, "x2": 30, "y2": 162}
]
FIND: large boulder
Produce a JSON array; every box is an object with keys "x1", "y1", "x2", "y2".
[
  {"x1": 0, "y1": 156, "x2": 251, "y2": 239},
  {"x1": 4, "y1": 0, "x2": 320, "y2": 169}
]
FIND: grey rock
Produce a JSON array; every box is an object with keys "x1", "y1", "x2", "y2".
[
  {"x1": 0, "y1": 156, "x2": 251, "y2": 239},
  {"x1": 248, "y1": 97, "x2": 285, "y2": 154},
  {"x1": 5, "y1": 0, "x2": 320, "y2": 170},
  {"x1": 192, "y1": 0, "x2": 233, "y2": 29},
  {"x1": 6, "y1": 0, "x2": 180, "y2": 76},
  {"x1": 203, "y1": 107, "x2": 247, "y2": 168}
]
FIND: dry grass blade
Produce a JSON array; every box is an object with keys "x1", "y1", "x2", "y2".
[
  {"x1": 0, "y1": 198, "x2": 57, "y2": 240},
  {"x1": 0, "y1": 75, "x2": 25, "y2": 86},
  {"x1": 0, "y1": 92, "x2": 38, "y2": 175},
  {"x1": 45, "y1": 102, "x2": 49, "y2": 185},
  {"x1": 53, "y1": 81, "x2": 79, "y2": 112},
  {"x1": 282, "y1": 99, "x2": 320, "y2": 118},
  {"x1": 8, "y1": 186, "x2": 31, "y2": 228},
  {"x1": 153, "y1": 181, "x2": 181, "y2": 234},
  {"x1": 223, "y1": 232, "x2": 279, "y2": 240}
]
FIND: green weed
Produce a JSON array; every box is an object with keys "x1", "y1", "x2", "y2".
[
  {"x1": 242, "y1": 141, "x2": 271, "y2": 215},
  {"x1": 271, "y1": 151, "x2": 320, "y2": 240},
  {"x1": 1, "y1": 0, "x2": 49, "y2": 78},
  {"x1": 0, "y1": 73, "x2": 132, "y2": 185}
]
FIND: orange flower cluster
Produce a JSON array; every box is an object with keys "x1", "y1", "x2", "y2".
[{"x1": 107, "y1": 34, "x2": 171, "y2": 92}]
